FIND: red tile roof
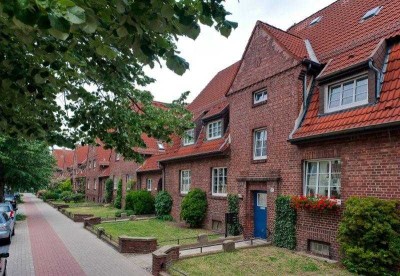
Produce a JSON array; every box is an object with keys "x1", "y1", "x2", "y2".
[
  {"x1": 74, "y1": 145, "x2": 89, "y2": 165},
  {"x1": 137, "y1": 154, "x2": 162, "y2": 172},
  {"x1": 292, "y1": 41, "x2": 400, "y2": 140},
  {"x1": 53, "y1": 149, "x2": 74, "y2": 170}
]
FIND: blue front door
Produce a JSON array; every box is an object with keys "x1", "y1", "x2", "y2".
[{"x1": 254, "y1": 192, "x2": 267, "y2": 239}]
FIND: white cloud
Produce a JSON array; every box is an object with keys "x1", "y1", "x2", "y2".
[{"x1": 145, "y1": 0, "x2": 336, "y2": 103}]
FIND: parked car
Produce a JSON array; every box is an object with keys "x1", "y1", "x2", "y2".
[
  {"x1": 13, "y1": 192, "x2": 20, "y2": 201},
  {"x1": 3, "y1": 195, "x2": 16, "y2": 210},
  {"x1": 0, "y1": 213, "x2": 14, "y2": 245},
  {"x1": 0, "y1": 252, "x2": 8, "y2": 276},
  {"x1": 0, "y1": 203, "x2": 16, "y2": 223}
]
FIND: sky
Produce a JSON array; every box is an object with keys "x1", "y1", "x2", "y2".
[{"x1": 145, "y1": 0, "x2": 336, "y2": 103}]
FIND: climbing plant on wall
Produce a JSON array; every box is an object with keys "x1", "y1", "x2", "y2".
[
  {"x1": 227, "y1": 194, "x2": 242, "y2": 236},
  {"x1": 274, "y1": 195, "x2": 297, "y2": 249}
]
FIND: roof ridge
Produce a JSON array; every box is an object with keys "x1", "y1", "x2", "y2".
[
  {"x1": 260, "y1": 21, "x2": 304, "y2": 40},
  {"x1": 286, "y1": 0, "x2": 340, "y2": 32}
]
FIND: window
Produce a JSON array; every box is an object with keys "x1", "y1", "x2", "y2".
[
  {"x1": 157, "y1": 142, "x2": 165, "y2": 150},
  {"x1": 207, "y1": 120, "x2": 223, "y2": 140},
  {"x1": 309, "y1": 16, "x2": 322, "y2": 26},
  {"x1": 94, "y1": 178, "x2": 97, "y2": 190},
  {"x1": 212, "y1": 167, "x2": 227, "y2": 196},
  {"x1": 253, "y1": 89, "x2": 267, "y2": 104},
  {"x1": 257, "y1": 193, "x2": 267, "y2": 208},
  {"x1": 87, "y1": 180, "x2": 90, "y2": 190},
  {"x1": 93, "y1": 160, "x2": 96, "y2": 168},
  {"x1": 89, "y1": 161, "x2": 92, "y2": 169},
  {"x1": 253, "y1": 129, "x2": 267, "y2": 160},
  {"x1": 183, "y1": 129, "x2": 195, "y2": 146},
  {"x1": 146, "y1": 179, "x2": 152, "y2": 191},
  {"x1": 115, "y1": 153, "x2": 121, "y2": 161},
  {"x1": 126, "y1": 174, "x2": 132, "y2": 190},
  {"x1": 309, "y1": 240, "x2": 330, "y2": 257},
  {"x1": 180, "y1": 170, "x2": 191, "y2": 194},
  {"x1": 361, "y1": 6, "x2": 382, "y2": 21},
  {"x1": 326, "y1": 75, "x2": 368, "y2": 112},
  {"x1": 304, "y1": 160, "x2": 341, "y2": 198},
  {"x1": 212, "y1": 220, "x2": 223, "y2": 231},
  {"x1": 113, "y1": 177, "x2": 118, "y2": 190}
]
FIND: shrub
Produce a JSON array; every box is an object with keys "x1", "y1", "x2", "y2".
[
  {"x1": 72, "y1": 193, "x2": 84, "y2": 203},
  {"x1": 274, "y1": 196, "x2": 297, "y2": 249},
  {"x1": 338, "y1": 197, "x2": 400, "y2": 275},
  {"x1": 155, "y1": 191, "x2": 173, "y2": 219},
  {"x1": 59, "y1": 179, "x2": 73, "y2": 192},
  {"x1": 105, "y1": 179, "x2": 114, "y2": 203},
  {"x1": 36, "y1": 189, "x2": 47, "y2": 198},
  {"x1": 126, "y1": 180, "x2": 136, "y2": 191},
  {"x1": 227, "y1": 194, "x2": 242, "y2": 236},
  {"x1": 125, "y1": 190, "x2": 155, "y2": 215},
  {"x1": 181, "y1": 188, "x2": 207, "y2": 228},
  {"x1": 42, "y1": 191, "x2": 58, "y2": 201},
  {"x1": 114, "y1": 179, "x2": 123, "y2": 209},
  {"x1": 61, "y1": 191, "x2": 74, "y2": 202},
  {"x1": 115, "y1": 210, "x2": 134, "y2": 217}
]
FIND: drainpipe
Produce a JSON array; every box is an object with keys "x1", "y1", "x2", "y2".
[{"x1": 368, "y1": 58, "x2": 382, "y2": 99}]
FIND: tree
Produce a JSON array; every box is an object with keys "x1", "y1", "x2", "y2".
[
  {"x1": 0, "y1": 0, "x2": 237, "y2": 160},
  {"x1": 105, "y1": 178, "x2": 114, "y2": 203},
  {"x1": 0, "y1": 136, "x2": 55, "y2": 198},
  {"x1": 114, "y1": 179, "x2": 123, "y2": 209}
]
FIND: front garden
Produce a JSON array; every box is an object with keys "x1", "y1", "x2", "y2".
[
  {"x1": 169, "y1": 246, "x2": 351, "y2": 276},
  {"x1": 65, "y1": 205, "x2": 119, "y2": 219}
]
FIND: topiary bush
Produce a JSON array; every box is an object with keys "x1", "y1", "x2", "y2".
[
  {"x1": 105, "y1": 178, "x2": 114, "y2": 203},
  {"x1": 274, "y1": 195, "x2": 297, "y2": 249},
  {"x1": 181, "y1": 188, "x2": 207, "y2": 228},
  {"x1": 114, "y1": 179, "x2": 123, "y2": 209},
  {"x1": 338, "y1": 197, "x2": 400, "y2": 275},
  {"x1": 227, "y1": 194, "x2": 242, "y2": 236},
  {"x1": 155, "y1": 191, "x2": 173, "y2": 220},
  {"x1": 125, "y1": 190, "x2": 155, "y2": 215}
]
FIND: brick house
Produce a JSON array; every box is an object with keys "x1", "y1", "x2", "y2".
[
  {"x1": 137, "y1": 62, "x2": 240, "y2": 231},
  {"x1": 72, "y1": 145, "x2": 89, "y2": 193},
  {"x1": 225, "y1": 0, "x2": 400, "y2": 260},
  {"x1": 52, "y1": 148, "x2": 74, "y2": 183}
]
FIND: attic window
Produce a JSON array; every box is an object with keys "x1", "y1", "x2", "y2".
[
  {"x1": 309, "y1": 16, "x2": 322, "y2": 26},
  {"x1": 157, "y1": 142, "x2": 165, "y2": 150},
  {"x1": 361, "y1": 6, "x2": 382, "y2": 21}
]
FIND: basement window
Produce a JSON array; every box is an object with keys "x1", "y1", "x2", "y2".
[
  {"x1": 309, "y1": 16, "x2": 322, "y2": 26},
  {"x1": 212, "y1": 220, "x2": 223, "y2": 231},
  {"x1": 361, "y1": 6, "x2": 382, "y2": 21},
  {"x1": 309, "y1": 240, "x2": 330, "y2": 257}
]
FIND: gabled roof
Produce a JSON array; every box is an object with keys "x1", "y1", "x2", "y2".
[
  {"x1": 291, "y1": 41, "x2": 400, "y2": 141},
  {"x1": 74, "y1": 145, "x2": 89, "y2": 165},
  {"x1": 53, "y1": 148, "x2": 74, "y2": 170}
]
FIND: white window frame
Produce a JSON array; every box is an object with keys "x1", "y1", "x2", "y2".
[
  {"x1": 180, "y1": 170, "x2": 191, "y2": 194},
  {"x1": 157, "y1": 142, "x2": 165, "y2": 150},
  {"x1": 126, "y1": 174, "x2": 132, "y2": 190},
  {"x1": 115, "y1": 153, "x2": 121, "y2": 161},
  {"x1": 94, "y1": 178, "x2": 97, "y2": 190},
  {"x1": 87, "y1": 180, "x2": 90, "y2": 190},
  {"x1": 253, "y1": 128, "x2": 267, "y2": 160},
  {"x1": 207, "y1": 120, "x2": 223, "y2": 140},
  {"x1": 324, "y1": 74, "x2": 368, "y2": 113},
  {"x1": 113, "y1": 177, "x2": 118, "y2": 190},
  {"x1": 183, "y1": 129, "x2": 195, "y2": 146},
  {"x1": 146, "y1": 179, "x2": 152, "y2": 191},
  {"x1": 303, "y1": 159, "x2": 342, "y2": 199},
  {"x1": 212, "y1": 167, "x2": 227, "y2": 196},
  {"x1": 253, "y1": 89, "x2": 267, "y2": 104},
  {"x1": 93, "y1": 160, "x2": 96, "y2": 168}
]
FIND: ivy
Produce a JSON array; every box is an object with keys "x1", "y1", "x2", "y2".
[
  {"x1": 227, "y1": 194, "x2": 242, "y2": 236},
  {"x1": 105, "y1": 178, "x2": 114, "y2": 204},
  {"x1": 114, "y1": 179, "x2": 123, "y2": 209},
  {"x1": 274, "y1": 196, "x2": 297, "y2": 250}
]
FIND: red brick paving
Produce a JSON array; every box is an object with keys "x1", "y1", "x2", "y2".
[{"x1": 25, "y1": 197, "x2": 86, "y2": 276}]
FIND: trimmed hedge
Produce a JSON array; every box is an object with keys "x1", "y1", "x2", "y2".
[
  {"x1": 155, "y1": 191, "x2": 173, "y2": 220},
  {"x1": 338, "y1": 197, "x2": 400, "y2": 275},
  {"x1": 274, "y1": 196, "x2": 296, "y2": 250},
  {"x1": 181, "y1": 188, "x2": 207, "y2": 228},
  {"x1": 105, "y1": 178, "x2": 113, "y2": 203},
  {"x1": 125, "y1": 190, "x2": 155, "y2": 215},
  {"x1": 114, "y1": 179, "x2": 123, "y2": 209}
]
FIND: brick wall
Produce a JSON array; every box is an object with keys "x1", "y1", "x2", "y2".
[
  {"x1": 163, "y1": 156, "x2": 230, "y2": 231},
  {"x1": 137, "y1": 171, "x2": 163, "y2": 196}
]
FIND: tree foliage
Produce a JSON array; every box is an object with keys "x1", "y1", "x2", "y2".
[
  {"x1": 0, "y1": 136, "x2": 54, "y2": 197},
  {"x1": 0, "y1": 0, "x2": 237, "y2": 160},
  {"x1": 338, "y1": 197, "x2": 400, "y2": 275}
]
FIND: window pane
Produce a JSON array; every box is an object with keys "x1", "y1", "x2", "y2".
[
  {"x1": 329, "y1": 86, "x2": 341, "y2": 108},
  {"x1": 306, "y1": 173, "x2": 317, "y2": 196},
  {"x1": 307, "y1": 162, "x2": 318, "y2": 174},
  {"x1": 355, "y1": 79, "x2": 367, "y2": 102}
]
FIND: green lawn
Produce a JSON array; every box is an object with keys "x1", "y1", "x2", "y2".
[
  {"x1": 66, "y1": 205, "x2": 119, "y2": 218},
  {"x1": 51, "y1": 200, "x2": 101, "y2": 208},
  {"x1": 97, "y1": 219, "x2": 219, "y2": 245},
  {"x1": 169, "y1": 247, "x2": 352, "y2": 276}
]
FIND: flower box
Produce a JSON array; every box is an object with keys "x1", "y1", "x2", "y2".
[{"x1": 291, "y1": 195, "x2": 340, "y2": 212}]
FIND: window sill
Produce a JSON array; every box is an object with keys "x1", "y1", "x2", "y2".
[
  {"x1": 319, "y1": 102, "x2": 371, "y2": 117},
  {"x1": 210, "y1": 195, "x2": 227, "y2": 200},
  {"x1": 252, "y1": 100, "x2": 267, "y2": 108},
  {"x1": 252, "y1": 158, "x2": 267, "y2": 164}
]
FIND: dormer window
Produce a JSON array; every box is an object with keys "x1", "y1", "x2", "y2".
[
  {"x1": 183, "y1": 129, "x2": 195, "y2": 146},
  {"x1": 115, "y1": 153, "x2": 121, "y2": 161},
  {"x1": 207, "y1": 120, "x2": 223, "y2": 140},
  {"x1": 253, "y1": 89, "x2": 267, "y2": 105},
  {"x1": 325, "y1": 75, "x2": 368, "y2": 113},
  {"x1": 157, "y1": 141, "x2": 165, "y2": 151},
  {"x1": 309, "y1": 16, "x2": 322, "y2": 26}
]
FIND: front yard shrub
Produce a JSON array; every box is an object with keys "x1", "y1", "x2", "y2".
[
  {"x1": 36, "y1": 189, "x2": 47, "y2": 198},
  {"x1": 125, "y1": 190, "x2": 155, "y2": 215},
  {"x1": 105, "y1": 178, "x2": 114, "y2": 203},
  {"x1": 227, "y1": 194, "x2": 242, "y2": 236},
  {"x1": 42, "y1": 191, "x2": 58, "y2": 201},
  {"x1": 61, "y1": 191, "x2": 74, "y2": 202},
  {"x1": 115, "y1": 210, "x2": 134, "y2": 217},
  {"x1": 274, "y1": 196, "x2": 297, "y2": 249},
  {"x1": 338, "y1": 197, "x2": 400, "y2": 275},
  {"x1": 155, "y1": 191, "x2": 173, "y2": 220},
  {"x1": 181, "y1": 188, "x2": 207, "y2": 228},
  {"x1": 72, "y1": 193, "x2": 84, "y2": 203},
  {"x1": 114, "y1": 179, "x2": 123, "y2": 209},
  {"x1": 59, "y1": 179, "x2": 73, "y2": 192}
]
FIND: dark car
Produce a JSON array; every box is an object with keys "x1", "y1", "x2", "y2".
[
  {"x1": 0, "y1": 250, "x2": 8, "y2": 276},
  {"x1": 3, "y1": 195, "x2": 16, "y2": 210},
  {"x1": 0, "y1": 213, "x2": 14, "y2": 245}
]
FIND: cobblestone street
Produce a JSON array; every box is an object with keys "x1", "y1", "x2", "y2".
[{"x1": 7, "y1": 194, "x2": 150, "y2": 276}]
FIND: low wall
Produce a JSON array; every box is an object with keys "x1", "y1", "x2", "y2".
[
  {"x1": 83, "y1": 217, "x2": 101, "y2": 227},
  {"x1": 118, "y1": 236, "x2": 157, "y2": 254},
  {"x1": 73, "y1": 213, "x2": 94, "y2": 222},
  {"x1": 152, "y1": 245, "x2": 180, "y2": 276}
]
